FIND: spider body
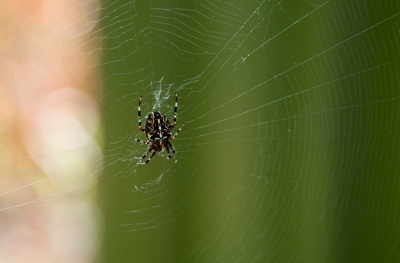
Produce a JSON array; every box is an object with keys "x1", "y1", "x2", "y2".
[
  {"x1": 145, "y1": 111, "x2": 172, "y2": 142},
  {"x1": 128, "y1": 92, "x2": 184, "y2": 164}
]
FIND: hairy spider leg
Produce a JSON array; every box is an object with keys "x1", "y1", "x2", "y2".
[
  {"x1": 171, "y1": 91, "x2": 178, "y2": 128},
  {"x1": 170, "y1": 123, "x2": 185, "y2": 140},
  {"x1": 128, "y1": 136, "x2": 149, "y2": 145},
  {"x1": 144, "y1": 151, "x2": 156, "y2": 164},
  {"x1": 138, "y1": 95, "x2": 145, "y2": 132},
  {"x1": 139, "y1": 148, "x2": 153, "y2": 160},
  {"x1": 165, "y1": 146, "x2": 171, "y2": 159},
  {"x1": 169, "y1": 143, "x2": 176, "y2": 154}
]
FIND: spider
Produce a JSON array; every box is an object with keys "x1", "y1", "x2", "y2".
[{"x1": 128, "y1": 92, "x2": 185, "y2": 164}]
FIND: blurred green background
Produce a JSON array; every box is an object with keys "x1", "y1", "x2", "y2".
[{"x1": 99, "y1": 0, "x2": 400, "y2": 262}]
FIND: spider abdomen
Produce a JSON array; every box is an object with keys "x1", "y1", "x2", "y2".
[{"x1": 145, "y1": 111, "x2": 172, "y2": 142}]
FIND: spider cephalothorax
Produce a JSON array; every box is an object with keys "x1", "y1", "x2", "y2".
[{"x1": 128, "y1": 92, "x2": 184, "y2": 164}]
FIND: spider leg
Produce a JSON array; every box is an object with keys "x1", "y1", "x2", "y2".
[
  {"x1": 128, "y1": 136, "x2": 149, "y2": 145},
  {"x1": 143, "y1": 151, "x2": 157, "y2": 164},
  {"x1": 170, "y1": 123, "x2": 185, "y2": 140},
  {"x1": 135, "y1": 147, "x2": 152, "y2": 161},
  {"x1": 170, "y1": 91, "x2": 178, "y2": 128},
  {"x1": 170, "y1": 143, "x2": 176, "y2": 154},
  {"x1": 138, "y1": 95, "x2": 145, "y2": 132},
  {"x1": 165, "y1": 145, "x2": 172, "y2": 159}
]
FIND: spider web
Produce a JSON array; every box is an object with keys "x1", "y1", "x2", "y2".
[{"x1": 1, "y1": 0, "x2": 400, "y2": 262}]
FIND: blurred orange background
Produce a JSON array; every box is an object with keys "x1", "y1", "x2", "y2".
[{"x1": 0, "y1": 1, "x2": 102, "y2": 262}]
